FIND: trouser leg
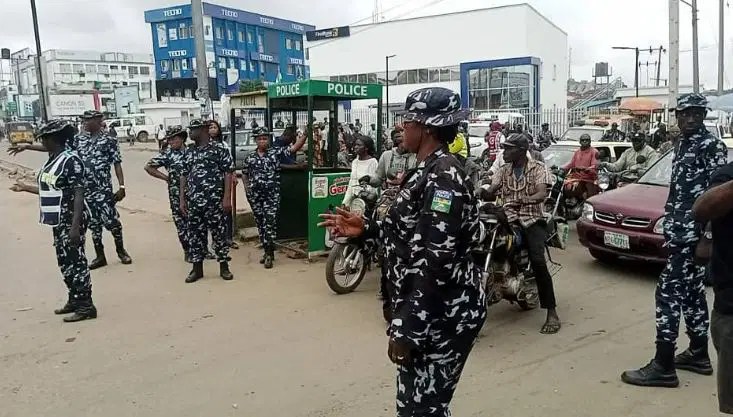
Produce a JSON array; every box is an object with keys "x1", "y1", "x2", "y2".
[
  {"x1": 680, "y1": 249, "x2": 710, "y2": 340},
  {"x1": 187, "y1": 206, "x2": 207, "y2": 263},
  {"x1": 207, "y1": 205, "x2": 230, "y2": 263},
  {"x1": 248, "y1": 189, "x2": 267, "y2": 248},
  {"x1": 524, "y1": 223, "x2": 557, "y2": 309},
  {"x1": 712, "y1": 310, "x2": 733, "y2": 414},
  {"x1": 170, "y1": 193, "x2": 188, "y2": 255},
  {"x1": 262, "y1": 189, "x2": 280, "y2": 251},
  {"x1": 656, "y1": 247, "x2": 690, "y2": 345},
  {"x1": 86, "y1": 193, "x2": 105, "y2": 247},
  {"x1": 53, "y1": 224, "x2": 92, "y2": 302}
]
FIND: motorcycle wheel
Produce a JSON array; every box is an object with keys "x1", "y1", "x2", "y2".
[
  {"x1": 517, "y1": 280, "x2": 539, "y2": 311},
  {"x1": 325, "y1": 243, "x2": 367, "y2": 295}
]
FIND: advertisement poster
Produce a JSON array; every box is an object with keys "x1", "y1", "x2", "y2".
[
  {"x1": 48, "y1": 94, "x2": 95, "y2": 117},
  {"x1": 307, "y1": 172, "x2": 350, "y2": 254},
  {"x1": 157, "y1": 23, "x2": 168, "y2": 47},
  {"x1": 168, "y1": 27, "x2": 178, "y2": 41}
]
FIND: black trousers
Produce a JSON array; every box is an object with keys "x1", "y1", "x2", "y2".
[
  {"x1": 712, "y1": 309, "x2": 733, "y2": 414},
  {"x1": 523, "y1": 222, "x2": 557, "y2": 309}
]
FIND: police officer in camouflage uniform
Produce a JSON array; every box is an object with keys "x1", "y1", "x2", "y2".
[
  {"x1": 145, "y1": 126, "x2": 190, "y2": 261},
  {"x1": 622, "y1": 94, "x2": 728, "y2": 388},
  {"x1": 10, "y1": 120, "x2": 97, "y2": 322},
  {"x1": 319, "y1": 87, "x2": 486, "y2": 416},
  {"x1": 180, "y1": 119, "x2": 235, "y2": 283},
  {"x1": 9, "y1": 110, "x2": 132, "y2": 269},
  {"x1": 242, "y1": 127, "x2": 306, "y2": 269}
]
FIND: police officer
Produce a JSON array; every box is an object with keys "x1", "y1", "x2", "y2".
[
  {"x1": 9, "y1": 110, "x2": 132, "y2": 269},
  {"x1": 180, "y1": 119, "x2": 235, "y2": 283},
  {"x1": 537, "y1": 122, "x2": 556, "y2": 150},
  {"x1": 319, "y1": 87, "x2": 486, "y2": 416},
  {"x1": 242, "y1": 127, "x2": 306, "y2": 268},
  {"x1": 145, "y1": 126, "x2": 190, "y2": 261},
  {"x1": 622, "y1": 93, "x2": 728, "y2": 388},
  {"x1": 10, "y1": 120, "x2": 97, "y2": 322}
]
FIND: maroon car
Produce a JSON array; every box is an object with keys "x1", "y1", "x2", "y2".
[{"x1": 577, "y1": 145, "x2": 733, "y2": 263}]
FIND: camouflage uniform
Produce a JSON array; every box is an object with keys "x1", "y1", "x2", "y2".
[
  {"x1": 147, "y1": 146, "x2": 188, "y2": 256},
  {"x1": 536, "y1": 128, "x2": 555, "y2": 150},
  {"x1": 67, "y1": 127, "x2": 124, "y2": 248},
  {"x1": 181, "y1": 141, "x2": 234, "y2": 264},
  {"x1": 658, "y1": 108, "x2": 728, "y2": 345},
  {"x1": 361, "y1": 88, "x2": 486, "y2": 416},
  {"x1": 243, "y1": 134, "x2": 292, "y2": 256}
]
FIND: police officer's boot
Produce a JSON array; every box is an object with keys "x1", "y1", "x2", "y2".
[
  {"x1": 186, "y1": 262, "x2": 204, "y2": 283},
  {"x1": 114, "y1": 238, "x2": 133, "y2": 265},
  {"x1": 675, "y1": 336, "x2": 713, "y2": 375},
  {"x1": 89, "y1": 244, "x2": 107, "y2": 270},
  {"x1": 54, "y1": 294, "x2": 76, "y2": 315},
  {"x1": 259, "y1": 251, "x2": 266, "y2": 264},
  {"x1": 220, "y1": 261, "x2": 234, "y2": 280},
  {"x1": 63, "y1": 296, "x2": 97, "y2": 323},
  {"x1": 621, "y1": 342, "x2": 679, "y2": 388},
  {"x1": 264, "y1": 246, "x2": 274, "y2": 269}
]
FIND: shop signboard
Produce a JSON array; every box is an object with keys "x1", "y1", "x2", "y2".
[{"x1": 48, "y1": 94, "x2": 95, "y2": 117}]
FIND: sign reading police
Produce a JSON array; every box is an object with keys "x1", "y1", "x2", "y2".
[
  {"x1": 268, "y1": 80, "x2": 383, "y2": 99},
  {"x1": 305, "y1": 26, "x2": 351, "y2": 42}
]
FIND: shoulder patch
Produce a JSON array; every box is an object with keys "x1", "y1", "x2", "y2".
[{"x1": 430, "y1": 189, "x2": 453, "y2": 213}]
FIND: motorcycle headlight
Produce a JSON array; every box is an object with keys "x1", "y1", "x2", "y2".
[
  {"x1": 598, "y1": 174, "x2": 610, "y2": 190},
  {"x1": 653, "y1": 217, "x2": 665, "y2": 234},
  {"x1": 581, "y1": 203, "x2": 594, "y2": 221}
]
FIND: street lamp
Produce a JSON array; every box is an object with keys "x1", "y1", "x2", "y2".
[
  {"x1": 385, "y1": 54, "x2": 396, "y2": 128},
  {"x1": 612, "y1": 46, "x2": 640, "y2": 97}
]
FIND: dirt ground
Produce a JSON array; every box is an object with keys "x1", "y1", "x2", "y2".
[{"x1": 0, "y1": 148, "x2": 722, "y2": 417}]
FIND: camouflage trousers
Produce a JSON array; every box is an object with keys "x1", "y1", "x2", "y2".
[
  {"x1": 52, "y1": 222, "x2": 92, "y2": 301},
  {"x1": 396, "y1": 310, "x2": 485, "y2": 417},
  {"x1": 655, "y1": 245, "x2": 709, "y2": 344},
  {"x1": 86, "y1": 189, "x2": 123, "y2": 247},
  {"x1": 187, "y1": 201, "x2": 230, "y2": 263},
  {"x1": 168, "y1": 190, "x2": 188, "y2": 256},
  {"x1": 248, "y1": 187, "x2": 280, "y2": 251}
]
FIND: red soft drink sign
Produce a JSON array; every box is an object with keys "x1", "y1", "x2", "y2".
[{"x1": 329, "y1": 176, "x2": 350, "y2": 195}]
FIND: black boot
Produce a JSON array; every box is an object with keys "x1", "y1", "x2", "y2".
[
  {"x1": 675, "y1": 337, "x2": 713, "y2": 375},
  {"x1": 115, "y1": 239, "x2": 132, "y2": 265},
  {"x1": 220, "y1": 262, "x2": 234, "y2": 280},
  {"x1": 54, "y1": 295, "x2": 76, "y2": 315},
  {"x1": 621, "y1": 342, "x2": 679, "y2": 388},
  {"x1": 186, "y1": 262, "x2": 204, "y2": 283},
  {"x1": 89, "y1": 244, "x2": 107, "y2": 270},
  {"x1": 63, "y1": 297, "x2": 97, "y2": 323},
  {"x1": 264, "y1": 248, "x2": 274, "y2": 269},
  {"x1": 259, "y1": 251, "x2": 266, "y2": 264}
]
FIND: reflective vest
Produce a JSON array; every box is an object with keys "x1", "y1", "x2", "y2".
[{"x1": 38, "y1": 151, "x2": 75, "y2": 227}]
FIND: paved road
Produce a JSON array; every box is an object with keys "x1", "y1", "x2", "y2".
[{"x1": 0, "y1": 172, "x2": 721, "y2": 417}]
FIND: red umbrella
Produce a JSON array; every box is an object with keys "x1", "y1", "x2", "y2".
[{"x1": 619, "y1": 97, "x2": 664, "y2": 115}]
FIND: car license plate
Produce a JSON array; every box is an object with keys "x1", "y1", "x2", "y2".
[{"x1": 604, "y1": 231, "x2": 630, "y2": 249}]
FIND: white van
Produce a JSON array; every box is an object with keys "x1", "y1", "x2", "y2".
[{"x1": 107, "y1": 114, "x2": 159, "y2": 142}]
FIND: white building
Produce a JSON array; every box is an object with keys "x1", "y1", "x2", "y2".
[
  {"x1": 306, "y1": 4, "x2": 568, "y2": 114},
  {"x1": 14, "y1": 49, "x2": 156, "y2": 117}
]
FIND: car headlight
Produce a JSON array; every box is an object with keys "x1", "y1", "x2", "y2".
[
  {"x1": 653, "y1": 217, "x2": 665, "y2": 234},
  {"x1": 581, "y1": 203, "x2": 594, "y2": 221}
]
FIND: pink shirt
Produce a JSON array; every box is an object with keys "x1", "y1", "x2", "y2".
[{"x1": 563, "y1": 147, "x2": 598, "y2": 171}]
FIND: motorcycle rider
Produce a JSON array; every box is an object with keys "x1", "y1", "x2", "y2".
[
  {"x1": 483, "y1": 121, "x2": 505, "y2": 165},
  {"x1": 448, "y1": 125, "x2": 469, "y2": 164},
  {"x1": 650, "y1": 123, "x2": 668, "y2": 150},
  {"x1": 485, "y1": 133, "x2": 561, "y2": 334},
  {"x1": 600, "y1": 132, "x2": 659, "y2": 176},
  {"x1": 602, "y1": 122, "x2": 626, "y2": 142},
  {"x1": 559, "y1": 133, "x2": 599, "y2": 199}
]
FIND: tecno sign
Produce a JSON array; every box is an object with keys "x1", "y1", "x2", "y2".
[
  {"x1": 327, "y1": 83, "x2": 367, "y2": 97},
  {"x1": 221, "y1": 9, "x2": 238, "y2": 18},
  {"x1": 259, "y1": 17, "x2": 275, "y2": 25},
  {"x1": 163, "y1": 8, "x2": 182, "y2": 17},
  {"x1": 168, "y1": 50, "x2": 187, "y2": 57}
]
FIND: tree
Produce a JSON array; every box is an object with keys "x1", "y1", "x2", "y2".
[{"x1": 239, "y1": 79, "x2": 265, "y2": 93}]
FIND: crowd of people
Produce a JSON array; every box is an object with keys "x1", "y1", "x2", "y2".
[{"x1": 6, "y1": 88, "x2": 733, "y2": 416}]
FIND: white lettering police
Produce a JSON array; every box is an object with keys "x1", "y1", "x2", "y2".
[
  {"x1": 259, "y1": 17, "x2": 275, "y2": 25},
  {"x1": 275, "y1": 84, "x2": 300, "y2": 96},
  {"x1": 168, "y1": 50, "x2": 187, "y2": 57},
  {"x1": 221, "y1": 9, "x2": 238, "y2": 18},
  {"x1": 328, "y1": 83, "x2": 367, "y2": 97},
  {"x1": 163, "y1": 8, "x2": 182, "y2": 17}
]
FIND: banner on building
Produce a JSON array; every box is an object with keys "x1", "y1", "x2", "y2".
[{"x1": 113, "y1": 86, "x2": 140, "y2": 116}]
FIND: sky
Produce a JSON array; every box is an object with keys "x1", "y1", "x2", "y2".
[{"x1": 1, "y1": 0, "x2": 731, "y2": 90}]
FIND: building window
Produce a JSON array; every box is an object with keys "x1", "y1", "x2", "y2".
[
  {"x1": 227, "y1": 28, "x2": 234, "y2": 41},
  {"x1": 73, "y1": 64, "x2": 84, "y2": 73},
  {"x1": 287, "y1": 64, "x2": 294, "y2": 75},
  {"x1": 174, "y1": 89, "x2": 182, "y2": 97},
  {"x1": 286, "y1": 38, "x2": 292, "y2": 50},
  {"x1": 240, "y1": 59, "x2": 247, "y2": 70},
  {"x1": 295, "y1": 40, "x2": 302, "y2": 51},
  {"x1": 218, "y1": 57, "x2": 226, "y2": 69},
  {"x1": 238, "y1": 31, "x2": 244, "y2": 42},
  {"x1": 128, "y1": 66, "x2": 139, "y2": 76},
  {"x1": 83, "y1": 64, "x2": 95, "y2": 73},
  {"x1": 215, "y1": 27, "x2": 223, "y2": 39},
  {"x1": 205, "y1": 25, "x2": 211, "y2": 36},
  {"x1": 229, "y1": 58, "x2": 236, "y2": 69},
  {"x1": 259, "y1": 61, "x2": 265, "y2": 75},
  {"x1": 181, "y1": 59, "x2": 189, "y2": 70},
  {"x1": 121, "y1": 66, "x2": 127, "y2": 70},
  {"x1": 59, "y1": 63, "x2": 72, "y2": 73},
  {"x1": 139, "y1": 66, "x2": 150, "y2": 75},
  {"x1": 110, "y1": 65, "x2": 119, "y2": 71},
  {"x1": 258, "y1": 34, "x2": 264, "y2": 53},
  {"x1": 184, "y1": 88, "x2": 193, "y2": 98},
  {"x1": 247, "y1": 31, "x2": 253, "y2": 43},
  {"x1": 173, "y1": 59, "x2": 181, "y2": 71},
  {"x1": 249, "y1": 61, "x2": 255, "y2": 72},
  {"x1": 179, "y1": 23, "x2": 189, "y2": 39}
]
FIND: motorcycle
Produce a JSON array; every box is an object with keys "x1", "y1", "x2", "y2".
[
  {"x1": 325, "y1": 181, "x2": 397, "y2": 294},
  {"x1": 547, "y1": 167, "x2": 597, "y2": 220}
]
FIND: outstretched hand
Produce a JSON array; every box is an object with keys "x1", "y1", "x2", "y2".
[
  {"x1": 317, "y1": 207, "x2": 365, "y2": 238},
  {"x1": 7, "y1": 143, "x2": 30, "y2": 156}
]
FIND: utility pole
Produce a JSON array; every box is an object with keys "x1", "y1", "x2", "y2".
[
  {"x1": 191, "y1": 0, "x2": 209, "y2": 118},
  {"x1": 385, "y1": 54, "x2": 395, "y2": 128},
  {"x1": 30, "y1": 0, "x2": 47, "y2": 121},
  {"x1": 669, "y1": 0, "x2": 680, "y2": 125},
  {"x1": 691, "y1": 0, "x2": 700, "y2": 93},
  {"x1": 719, "y1": 0, "x2": 725, "y2": 94},
  {"x1": 656, "y1": 45, "x2": 665, "y2": 86},
  {"x1": 612, "y1": 46, "x2": 641, "y2": 97}
]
